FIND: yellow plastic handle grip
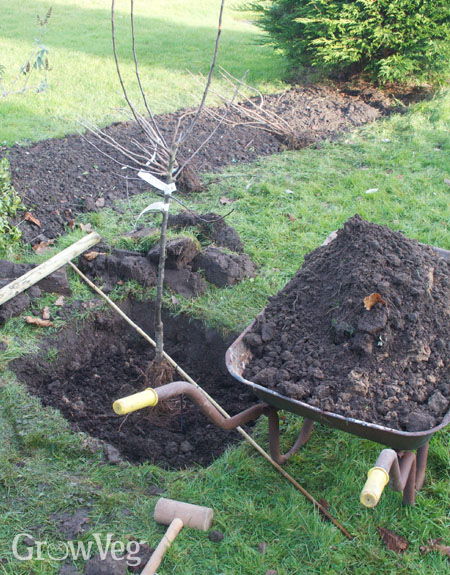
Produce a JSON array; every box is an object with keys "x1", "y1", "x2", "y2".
[
  {"x1": 113, "y1": 388, "x2": 158, "y2": 415},
  {"x1": 360, "y1": 467, "x2": 390, "y2": 508}
]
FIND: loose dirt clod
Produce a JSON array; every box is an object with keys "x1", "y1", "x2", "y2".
[
  {"x1": 244, "y1": 215, "x2": 450, "y2": 431},
  {"x1": 208, "y1": 530, "x2": 224, "y2": 543},
  {"x1": 50, "y1": 508, "x2": 90, "y2": 540},
  {"x1": 84, "y1": 552, "x2": 127, "y2": 575}
]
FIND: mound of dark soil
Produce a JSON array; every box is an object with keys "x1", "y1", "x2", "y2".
[
  {"x1": 13, "y1": 300, "x2": 255, "y2": 468},
  {"x1": 243, "y1": 215, "x2": 450, "y2": 431}
]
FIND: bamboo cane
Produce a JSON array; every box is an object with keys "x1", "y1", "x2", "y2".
[{"x1": 0, "y1": 233, "x2": 101, "y2": 306}]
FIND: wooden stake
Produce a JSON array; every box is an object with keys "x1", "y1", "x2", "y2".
[
  {"x1": 0, "y1": 233, "x2": 101, "y2": 306},
  {"x1": 69, "y1": 262, "x2": 353, "y2": 539}
]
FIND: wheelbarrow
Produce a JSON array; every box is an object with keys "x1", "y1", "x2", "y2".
[{"x1": 113, "y1": 244, "x2": 450, "y2": 508}]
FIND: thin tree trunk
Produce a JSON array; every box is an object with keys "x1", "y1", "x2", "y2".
[{"x1": 154, "y1": 143, "x2": 177, "y2": 364}]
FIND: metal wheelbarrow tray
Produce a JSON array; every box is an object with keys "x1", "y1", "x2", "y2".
[
  {"x1": 225, "y1": 315, "x2": 450, "y2": 451},
  {"x1": 225, "y1": 243, "x2": 450, "y2": 505}
]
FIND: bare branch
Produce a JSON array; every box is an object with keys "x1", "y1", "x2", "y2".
[
  {"x1": 176, "y1": 69, "x2": 247, "y2": 176},
  {"x1": 130, "y1": 0, "x2": 168, "y2": 151},
  {"x1": 112, "y1": 0, "x2": 167, "y2": 152},
  {"x1": 169, "y1": 196, "x2": 235, "y2": 224},
  {"x1": 81, "y1": 120, "x2": 151, "y2": 166},
  {"x1": 216, "y1": 68, "x2": 299, "y2": 145},
  {"x1": 177, "y1": 0, "x2": 225, "y2": 145},
  {"x1": 80, "y1": 121, "x2": 169, "y2": 177}
]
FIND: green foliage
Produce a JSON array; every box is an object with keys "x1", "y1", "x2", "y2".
[
  {"x1": 248, "y1": 0, "x2": 450, "y2": 83},
  {"x1": 0, "y1": 158, "x2": 23, "y2": 256},
  {"x1": 0, "y1": 7, "x2": 53, "y2": 98}
]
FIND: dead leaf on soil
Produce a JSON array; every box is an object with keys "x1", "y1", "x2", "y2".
[
  {"x1": 25, "y1": 316, "x2": 55, "y2": 328},
  {"x1": 364, "y1": 293, "x2": 386, "y2": 310},
  {"x1": 24, "y1": 211, "x2": 41, "y2": 228},
  {"x1": 42, "y1": 306, "x2": 51, "y2": 320},
  {"x1": 32, "y1": 241, "x2": 50, "y2": 255},
  {"x1": 377, "y1": 526, "x2": 410, "y2": 552},
  {"x1": 220, "y1": 196, "x2": 235, "y2": 205},
  {"x1": 420, "y1": 538, "x2": 450, "y2": 558},
  {"x1": 79, "y1": 222, "x2": 93, "y2": 233},
  {"x1": 68, "y1": 219, "x2": 75, "y2": 229},
  {"x1": 83, "y1": 251, "x2": 105, "y2": 262},
  {"x1": 95, "y1": 197, "x2": 105, "y2": 208},
  {"x1": 426, "y1": 267, "x2": 434, "y2": 293},
  {"x1": 54, "y1": 295, "x2": 65, "y2": 306}
]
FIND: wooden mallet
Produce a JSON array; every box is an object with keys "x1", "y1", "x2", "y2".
[{"x1": 141, "y1": 498, "x2": 214, "y2": 575}]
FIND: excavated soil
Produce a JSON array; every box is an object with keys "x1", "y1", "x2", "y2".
[
  {"x1": 12, "y1": 300, "x2": 257, "y2": 468},
  {"x1": 2, "y1": 84, "x2": 387, "y2": 244},
  {"x1": 243, "y1": 215, "x2": 450, "y2": 432}
]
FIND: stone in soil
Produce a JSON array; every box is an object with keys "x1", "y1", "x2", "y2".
[{"x1": 243, "y1": 215, "x2": 450, "y2": 431}]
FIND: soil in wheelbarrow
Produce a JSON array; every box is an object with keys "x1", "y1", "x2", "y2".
[
  {"x1": 12, "y1": 299, "x2": 256, "y2": 469},
  {"x1": 243, "y1": 215, "x2": 450, "y2": 432}
]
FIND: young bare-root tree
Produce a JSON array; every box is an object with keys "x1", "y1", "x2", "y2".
[{"x1": 84, "y1": 0, "x2": 239, "y2": 384}]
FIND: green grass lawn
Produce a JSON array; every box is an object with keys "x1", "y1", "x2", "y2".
[
  {"x1": 0, "y1": 0, "x2": 285, "y2": 145},
  {"x1": 0, "y1": 90, "x2": 449, "y2": 574}
]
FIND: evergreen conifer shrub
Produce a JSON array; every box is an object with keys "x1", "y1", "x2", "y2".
[{"x1": 248, "y1": 0, "x2": 450, "y2": 83}]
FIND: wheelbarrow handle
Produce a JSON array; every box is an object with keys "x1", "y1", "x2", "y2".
[
  {"x1": 113, "y1": 388, "x2": 158, "y2": 415},
  {"x1": 113, "y1": 382, "x2": 268, "y2": 429},
  {"x1": 360, "y1": 466, "x2": 390, "y2": 508}
]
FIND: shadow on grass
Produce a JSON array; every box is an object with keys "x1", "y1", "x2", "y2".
[{"x1": 0, "y1": 0, "x2": 285, "y2": 84}]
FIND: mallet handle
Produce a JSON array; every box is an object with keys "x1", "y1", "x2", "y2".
[{"x1": 141, "y1": 517, "x2": 184, "y2": 575}]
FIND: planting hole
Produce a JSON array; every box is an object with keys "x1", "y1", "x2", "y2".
[{"x1": 13, "y1": 299, "x2": 257, "y2": 468}]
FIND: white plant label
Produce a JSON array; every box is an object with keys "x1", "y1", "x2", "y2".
[
  {"x1": 138, "y1": 170, "x2": 176, "y2": 195},
  {"x1": 135, "y1": 202, "x2": 169, "y2": 226}
]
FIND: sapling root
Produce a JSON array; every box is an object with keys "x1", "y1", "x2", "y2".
[{"x1": 142, "y1": 358, "x2": 178, "y2": 415}]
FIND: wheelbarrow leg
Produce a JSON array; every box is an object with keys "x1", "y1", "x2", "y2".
[
  {"x1": 397, "y1": 452, "x2": 417, "y2": 505},
  {"x1": 268, "y1": 407, "x2": 314, "y2": 464},
  {"x1": 415, "y1": 442, "x2": 429, "y2": 491}
]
